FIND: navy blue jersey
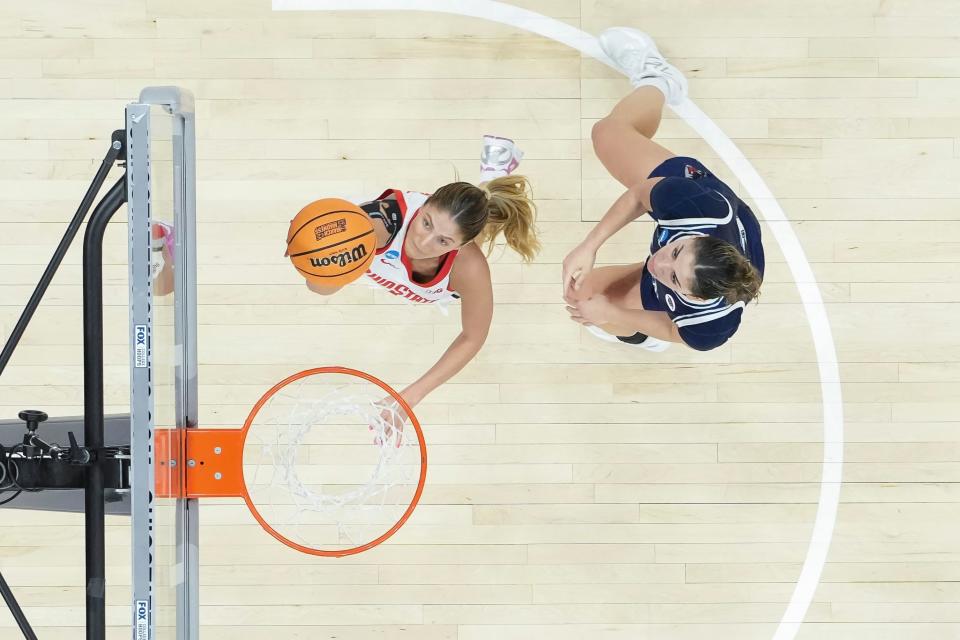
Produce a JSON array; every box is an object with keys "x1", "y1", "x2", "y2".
[{"x1": 639, "y1": 157, "x2": 765, "y2": 351}]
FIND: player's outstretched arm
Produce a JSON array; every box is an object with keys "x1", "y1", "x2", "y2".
[
  {"x1": 400, "y1": 245, "x2": 493, "y2": 409},
  {"x1": 562, "y1": 177, "x2": 662, "y2": 295}
]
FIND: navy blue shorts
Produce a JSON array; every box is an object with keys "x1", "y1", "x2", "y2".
[{"x1": 648, "y1": 155, "x2": 711, "y2": 180}]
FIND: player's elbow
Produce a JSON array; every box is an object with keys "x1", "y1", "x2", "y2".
[
  {"x1": 464, "y1": 330, "x2": 489, "y2": 349},
  {"x1": 460, "y1": 324, "x2": 490, "y2": 351}
]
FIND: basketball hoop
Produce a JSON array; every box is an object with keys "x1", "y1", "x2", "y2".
[{"x1": 155, "y1": 367, "x2": 427, "y2": 557}]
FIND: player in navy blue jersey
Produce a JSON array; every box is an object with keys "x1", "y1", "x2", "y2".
[{"x1": 563, "y1": 28, "x2": 765, "y2": 352}]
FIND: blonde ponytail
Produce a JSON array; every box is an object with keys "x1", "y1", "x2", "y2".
[
  {"x1": 476, "y1": 175, "x2": 541, "y2": 262},
  {"x1": 427, "y1": 176, "x2": 542, "y2": 263}
]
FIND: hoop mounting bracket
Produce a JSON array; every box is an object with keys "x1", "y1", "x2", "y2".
[{"x1": 154, "y1": 429, "x2": 243, "y2": 499}]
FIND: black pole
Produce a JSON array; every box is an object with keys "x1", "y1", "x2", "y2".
[
  {"x1": 0, "y1": 570, "x2": 39, "y2": 640},
  {"x1": 82, "y1": 176, "x2": 127, "y2": 640},
  {"x1": 0, "y1": 131, "x2": 125, "y2": 379}
]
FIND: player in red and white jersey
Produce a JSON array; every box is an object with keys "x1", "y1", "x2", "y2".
[
  {"x1": 305, "y1": 136, "x2": 539, "y2": 419},
  {"x1": 361, "y1": 189, "x2": 460, "y2": 307}
]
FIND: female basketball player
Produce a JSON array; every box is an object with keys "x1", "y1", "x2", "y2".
[
  {"x1": 305, "y1": 136, "x2": 538, "y2": 421},
  {"x1": 563, "y1": 28, "x2": 764, "y2": 352}
]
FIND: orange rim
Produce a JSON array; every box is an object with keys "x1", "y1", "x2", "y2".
[{"x1": 239, "y1": 366, "x2": 427, "y2": 558}]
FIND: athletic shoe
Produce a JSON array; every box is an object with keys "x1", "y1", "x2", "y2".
[
  {"x1": 585, "y1": 323, "x2": 672, "y2": 352},
  {"x1": 150, "y1": 221, "x2": 175, "y2": 278},
  {"x1": 480, "y1": 134, "x2": 524, "y2": 182},
  {"x1": 598, "y1": 27, "x2": 688, "y2": 105}
]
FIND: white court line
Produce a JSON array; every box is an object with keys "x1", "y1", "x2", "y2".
[{"x1": 273, "y1": 2, "x2": 845, "y2": 637}]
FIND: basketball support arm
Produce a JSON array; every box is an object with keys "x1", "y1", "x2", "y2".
[
  {"x1": 0, "y1": 132, "x2": 128, "y2": 640},
  {"x1": 83, "y1": 174, "x2": 129, "y2": 640},
  {"x1": 0, "y1": 131, "x2": 125, "y2": 379}
]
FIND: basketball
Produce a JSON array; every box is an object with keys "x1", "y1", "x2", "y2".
[{"x1": 286, "y1": 198, "x2": 377, "y2": 287}]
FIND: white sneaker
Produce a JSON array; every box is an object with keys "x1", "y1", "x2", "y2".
[
  {"x1": 585, "y1": 324, "x2": 621, "y2": 344},
  {"x1": 150, "y1": 221, "x2": 175, "y2": 277},
  {"x1": 585, "y1": 324, "x2": 672, "y2": 352},
  {"x1": 598, "y1": 27, "x2": 688, "y2": 105},
  {"x1": 480, "y1": 134, "x2": 524, "y2": 182}
]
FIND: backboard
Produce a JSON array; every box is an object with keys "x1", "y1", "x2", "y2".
[{"x1": 126, "y1": 87, "x2": 198, "y2": 640}]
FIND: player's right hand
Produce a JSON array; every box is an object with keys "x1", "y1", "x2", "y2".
[
  {"x1": 562, "y1": 242, "x2": 597, "y2": 301},
  {"x1": 371, "y1": 397, "x2": 406, "y2": 448}
]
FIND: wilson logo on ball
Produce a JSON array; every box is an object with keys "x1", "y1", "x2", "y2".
[{"x1": 309, "y1": 244, "x2": 368, "y2": 268}]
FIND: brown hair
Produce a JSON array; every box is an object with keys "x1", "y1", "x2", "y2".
[
  {"x1": 690, "y1": 236, "x2": 762, "y2": 304},
  {"x1": 426, "y1": 175, "x2": 541, "y2": 262}
]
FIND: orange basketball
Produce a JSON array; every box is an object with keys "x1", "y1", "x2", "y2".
[{"x1": 286, "y1": 198, "x2": 377, "y2": 287}]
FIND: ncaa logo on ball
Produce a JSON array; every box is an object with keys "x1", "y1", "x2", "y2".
[
  {"x1": 313, "y1": 219, "x2": 346, "y2": 240},
  {"x1": 665, "y1": 294, "x2": 676, "y2": 312}
]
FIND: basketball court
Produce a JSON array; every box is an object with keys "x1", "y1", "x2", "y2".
[{"x1": 1, "y1": 1, "x2": 959, "y2": 639}]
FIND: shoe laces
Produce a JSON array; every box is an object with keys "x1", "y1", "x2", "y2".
[
  {"x1": 637, "y1": 53, "x2": 672, "y2": 78},
  {"x1": 614, "y1": 46, "x2": 648, "y2": 72}
]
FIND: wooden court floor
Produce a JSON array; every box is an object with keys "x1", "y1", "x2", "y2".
[{"x1": 1, "y1": 0, "x2": 959, "y2": 638}]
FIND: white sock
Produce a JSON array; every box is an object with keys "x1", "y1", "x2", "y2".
[{"x1": 631, "y1": 75, "x2": 670, "y2": 99}]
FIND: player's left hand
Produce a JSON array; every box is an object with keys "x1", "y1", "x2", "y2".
[{"x1": 566, "y1": 294, "x2": 614, "y2": 327}]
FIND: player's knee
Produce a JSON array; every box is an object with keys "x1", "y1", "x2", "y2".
[
  {"x1": 570, "y1": 271, "x2": 602, "y2": 302},
  {"x1": 590, "y1": 118, "x2": 610, "y2": 153},
  {"x1": 591, "y1": 118, "x2": 618, "y2": 156}
]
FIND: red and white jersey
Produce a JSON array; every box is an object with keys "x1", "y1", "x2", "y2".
[{"x1": 363, "y1": 189, "x2": 460, "y2": 305}]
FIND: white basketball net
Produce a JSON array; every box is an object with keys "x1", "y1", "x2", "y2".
[{"x1": 242, "y1": 372, "x2": 423, "y2": 553}]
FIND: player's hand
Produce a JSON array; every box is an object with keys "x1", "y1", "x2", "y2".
[
  {"x1": 372, "y1": 396, "x2": 409, "y2": 448},
  {"x1": 566, "y1": 293, "x2": 614, "y2": 327},
  {"x1": 562, "y1": 242, "x2": 596, "y2": 301}
]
